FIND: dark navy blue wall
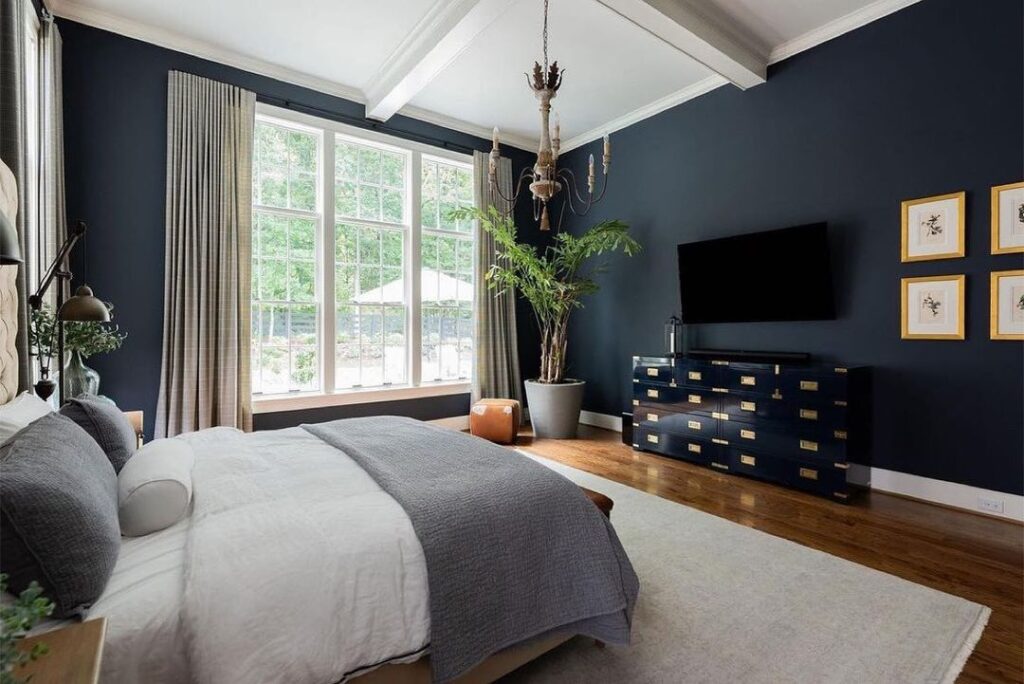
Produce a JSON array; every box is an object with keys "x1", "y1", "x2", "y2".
[
  {"x1": 58, "y1": 19, "x2": 537, "y2": 438},
  {"x1": 558, "y1": 0, "x2": 1023, "y2": 495}
]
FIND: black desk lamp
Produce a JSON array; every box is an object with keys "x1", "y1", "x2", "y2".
[
  {"x1": 28, "y1": 221, "x2": 110, "y2": 405},
  {"x1": 0, "y1": 210, "x2": 21, "y2": 264}
]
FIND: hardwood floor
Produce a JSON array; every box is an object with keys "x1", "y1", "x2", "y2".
[{"x1": 519, "y1": 425, "x2": 1023, "y2": 684}]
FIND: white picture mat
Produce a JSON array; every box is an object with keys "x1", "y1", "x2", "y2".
[
  {"x1": 906, "y1": 279, "x2": 961, "y2": 335},
  {"x1": 906, "y1": 197, "x2": 960, "y2": 256},
  {"x1": 997, "y1": 187, "x2": 1024, "y2": 249},
  {"x1": 996, "y1": 274, "x2": 1024, "y2": 335}
]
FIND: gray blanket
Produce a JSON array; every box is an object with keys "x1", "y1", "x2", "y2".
[{"x1": 303, "y1": 417, "x2": 639, "y2": 684}]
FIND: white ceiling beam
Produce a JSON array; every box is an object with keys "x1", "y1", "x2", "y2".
[
  {"x1": 365, "y1": 0, "x2": 515, "y2": 122},
  {"x1": 593, "y1": 0, "x2": 767, "y2": 90}
]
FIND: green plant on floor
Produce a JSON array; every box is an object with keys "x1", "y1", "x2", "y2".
[
  {"x1": 452, "y1": 205, "x2": 640, "y2": 384},
  {"x1": 0, "y1": 574, "x2": 54, "y2": 684}
]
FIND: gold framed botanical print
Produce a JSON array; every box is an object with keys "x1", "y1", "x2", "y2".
[
  {"x1": 901, "y1": 275, "x2": 965, "y2": 340},
  {"x1": 990, "y1": 270, "x2": 1024, "y2": 340},
  {"x1": 991, "y1": 181, "x2": 1024, "y2": 254},
  {"x1": 900, "y1": 191, "x2": 965, "y2": 262}
]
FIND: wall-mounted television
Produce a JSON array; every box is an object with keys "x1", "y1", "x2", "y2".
[{"x1": 677, "y1": 223, "x2": 835, "y2": 324}]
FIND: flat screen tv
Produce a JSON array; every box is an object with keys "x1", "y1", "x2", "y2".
[{"x1": 677, "y1": 223, "x2": 835, "y2": 324}]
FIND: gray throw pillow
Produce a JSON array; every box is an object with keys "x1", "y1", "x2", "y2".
[
  {"x1": 60, "y1": 396, "x2": 136, "y2": 472},
  {"x1": 0, "y1": 413, "x2": 120, "y2": 618}
]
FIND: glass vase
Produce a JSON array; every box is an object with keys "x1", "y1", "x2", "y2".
[{"x1": 64, "y1": 350, "x2": 101, "y2": 398}]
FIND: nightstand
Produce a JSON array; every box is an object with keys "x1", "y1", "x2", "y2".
[
  {"x1": 123, "y1": 410, "x2": 144, "y2": 448},
  {"x1": 15, "y1": 618, "x2": 106, "y2": 684}
]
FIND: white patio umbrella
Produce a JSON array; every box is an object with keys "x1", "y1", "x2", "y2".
[{"x1": 354, "y1": 268, "x2": 471, "y2": 303}]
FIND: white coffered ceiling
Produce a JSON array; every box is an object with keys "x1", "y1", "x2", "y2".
[{"x1": 49, "y1": 0, "x2": 920, "y2": 151}]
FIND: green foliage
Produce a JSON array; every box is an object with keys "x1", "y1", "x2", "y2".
[
  {"x1": 452, "y1": 206, "x2": 640, "y2": 383},
  {"x1": 0, "y1": 575, "x2": 54, "y2": 684},
  {"x1": 30, "y1": 304, "x2": 127, "y2": 361}
]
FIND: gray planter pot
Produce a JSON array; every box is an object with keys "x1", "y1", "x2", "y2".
[{"x1": 525, "y1": 379, "x2": 585, "y2": 439}]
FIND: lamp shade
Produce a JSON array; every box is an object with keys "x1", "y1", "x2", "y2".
[
  {"x1": 0, "y1": 210, "x2": 22, "y2": 265},
  {"x1": 59, "y1": 285, "x2": 111, "y2": 322}
]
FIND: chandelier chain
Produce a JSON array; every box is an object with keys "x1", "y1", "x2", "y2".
[{"x1": 542, "y1": 0, "x2": 549, "y2": 72}]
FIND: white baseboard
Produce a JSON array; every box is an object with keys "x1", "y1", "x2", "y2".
[
  {"x1": 580, "y1": 410, "x2": 623, "y2": 432},
  {"x1": 579, "y1": 411, "x2": 1023, "y2": 522},
  {"x1": 430, "y1": 415, "x2": 470, "y2": 430}
]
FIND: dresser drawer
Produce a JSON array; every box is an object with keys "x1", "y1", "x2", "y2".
[
  {"x1": 676, "y1": 359, "x2": 719, "y2": 389},
  {"x1": 644, "y1": 410, "x2": 718, "y2": 439},
  {"x1": 632, "y1": 355, "x2": 675, "y2": 384},
  {"x1": 719, "y1": 420, "x2": 848, "y2": 462},
  {"x1": 633, "y1": 383, "x2": 719, "y2": 416},
  {"x1": 779, "y1": 457, "x2": 851, "y2": 502},
  {"x1": 779, "y1": 367, "x2": 848, "y2": 400},
  {"x1": 719, "y1": 394, "x2": 848, "y2": 428},
  {"x1": 726, "y1": 448, "x2": 787, "y2": 484},
  {"x1": 721, "y1": 362, "x2": 780, "y2": 393},
  {"x1": 633, "y1": 426, "x2": 715, "y2": 466}
]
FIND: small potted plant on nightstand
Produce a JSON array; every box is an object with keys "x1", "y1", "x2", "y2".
[
  {"x1": 31, "y1": 304, "x2": 127, "y2": 400},
  {"x1": 453, "y1": 206, "x2": 639, "y2": 438}
]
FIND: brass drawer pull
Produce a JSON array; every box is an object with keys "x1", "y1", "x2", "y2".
[
  {"x1": 711, "y1": 360, "x2": 730, "y2": 366},
  {"x1": 647, "y1": 434, "x2": 659, "y2": 445},
  {"x1": 647, "y1": 367, "x2": 659, "y2": 377},
  {"x1": 834, "y1": 462, "x2": 849, "y2": 470},
  {"x1": 647, "y1": 389, "x2": 659, "y2": 399},
  {"x1": 740, "y1": 454, "x2": 756, "y2": 466},
  {"x1": 799, "y1": 409, "x2": 818, "y2": 420},
  {"x1": 632, "y1": 399, "x2": 639, "y2": 406},
  {"x1": 688, "y1": 394, "x2": 702, "y2": 404},
  {"x1": 834, "y1": 367, "x2": 848, "y2": 374},
  {"x1": 647, "y1": 413, "x2": 659, "y2": 422},
  {"x1": 687, "y1": 420, "x2": 701, "y2": 430},
  {"x1": 688, "y1": 443, "x2": 702, "y2": 454},
  {"x1": 712, "y1": 387, "x2": 729, "y2": 393},
  {"x1": 711, "y1": 462, "x2": 729, "y2": 470},
  {"x1": 712, "y1": 438, "x2": 729, "y2": 445},
  {"x1": 799, "y1": 380, "x2": 819, "y2": 391},
  {"x1": 688, "y1": 371, "x2": 702, "y2": 381},
  {"x1": 740, "y1": 429, "x2": 756, "y2": 440},
  {"x1": 799, "y1": 439, "x2": 819, "y2": 452},
  {"x1": 712, "y1": 411, "x2": 729, "y2": 421},
  {"x1": 799, "y1": 467, "x2": 818, "y2": 480},
  {"x1": 740, "y1": 375, "x2": 756, "y2": 386},
  {"x1": 740, "y1": 401, "x2": 756, "y2": 412},
  {"x1": 834, "y1": 429, "x2": 847, "y2": 440}
]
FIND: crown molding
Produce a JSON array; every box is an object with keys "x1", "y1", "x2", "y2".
[
  {"x1": 768, "y1": 0, "x2": 922, "y2": 64},
  {"x1": 397, "y1": 103, "x2": 537, "y2": 152},
  {"x1": 558, "y1": 74, "x2": 728, "y2": 153}
]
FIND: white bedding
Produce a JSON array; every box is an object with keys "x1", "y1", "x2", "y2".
[{"x1": 52, "y1": 426, "x2": 432, "y2": 684}]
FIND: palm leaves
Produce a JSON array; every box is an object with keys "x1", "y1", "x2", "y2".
[{"x1": 452, "y1": 206, "x2": 640, "y2": 383}]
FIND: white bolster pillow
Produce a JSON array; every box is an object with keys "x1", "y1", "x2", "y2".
[{"x1": 117, "y1": 439, "x2": 195, "y2": 537}]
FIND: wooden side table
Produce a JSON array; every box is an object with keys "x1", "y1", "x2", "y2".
[{"x1": 15, "y1": 618, "x2": 106, "y2": 684}]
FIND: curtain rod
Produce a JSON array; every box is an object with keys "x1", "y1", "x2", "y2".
[{"x1": 257, "y1": 95, "x2": 479, "y2": 156}]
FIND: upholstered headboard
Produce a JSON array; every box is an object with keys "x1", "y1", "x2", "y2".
[{"x1": 0, "y1": 158, "x2": 20, "y2": 404}]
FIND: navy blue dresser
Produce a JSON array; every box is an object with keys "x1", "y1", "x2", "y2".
[{"x1": 631, "y1": 355, "x2": 869, "y2": 502}]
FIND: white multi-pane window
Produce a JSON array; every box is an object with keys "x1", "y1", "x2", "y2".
[{"x1": 251, "y1": 105, "x2": 476, "y2": 406}]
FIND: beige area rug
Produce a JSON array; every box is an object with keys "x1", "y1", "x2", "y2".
[{"x1": 504, "y1": 451, "x2": 989, "y2": 684}]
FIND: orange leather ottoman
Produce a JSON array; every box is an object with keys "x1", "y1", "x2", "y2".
[
  {"x1": 470, "y1": 398, "x2": 521, "y2": 444},
  {"x1": 581, "y1": 487, "x2": 614, "y2": 518}
]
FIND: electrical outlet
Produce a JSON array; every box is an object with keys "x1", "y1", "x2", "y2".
[{"x1": 977, "y1": 497, "x2": 1004, "y2": 514}]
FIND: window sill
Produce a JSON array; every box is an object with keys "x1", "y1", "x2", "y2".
[{"x1": 252, "y1": 381, "x2": 471, "y2": 414}]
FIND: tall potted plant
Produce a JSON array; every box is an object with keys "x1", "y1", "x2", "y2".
[{"x1": 454, "y1": 206, "x2": 640, "y2": 438}]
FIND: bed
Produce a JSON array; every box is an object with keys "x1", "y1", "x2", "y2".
[{"x1": 0, "y1": 254, "x2": 638, "y2": 684}]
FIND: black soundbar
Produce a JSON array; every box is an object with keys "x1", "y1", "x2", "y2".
[{"x1": 687, "y1": 348, "x2": 812, "y2": 364}]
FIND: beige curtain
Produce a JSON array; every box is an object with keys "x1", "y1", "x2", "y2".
[
  {"x1": 37, "y1": 14, "x2": 67, "y2": 309},
  {"x1": 155, "y1": 71, "x2": 255, "y2": 437},
  {"x1": 471, "y1": 151, "x2": 521, "y2": 403}
]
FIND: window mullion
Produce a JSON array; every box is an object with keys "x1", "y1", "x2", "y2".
[
  {"x1": 409, "y1": 151, "x2": 423, "y2": 387},
  {"x1": 322, "y1": 130, "x2": 336, "y2": 395}
]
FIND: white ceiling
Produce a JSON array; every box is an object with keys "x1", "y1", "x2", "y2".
[{"x1": 49, "y1": 0, "x2": 921, "y2": 151}]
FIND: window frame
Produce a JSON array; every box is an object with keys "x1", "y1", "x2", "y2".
[{"x1": 252, "y1": 103, "x2": 475, "y2": 413}]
